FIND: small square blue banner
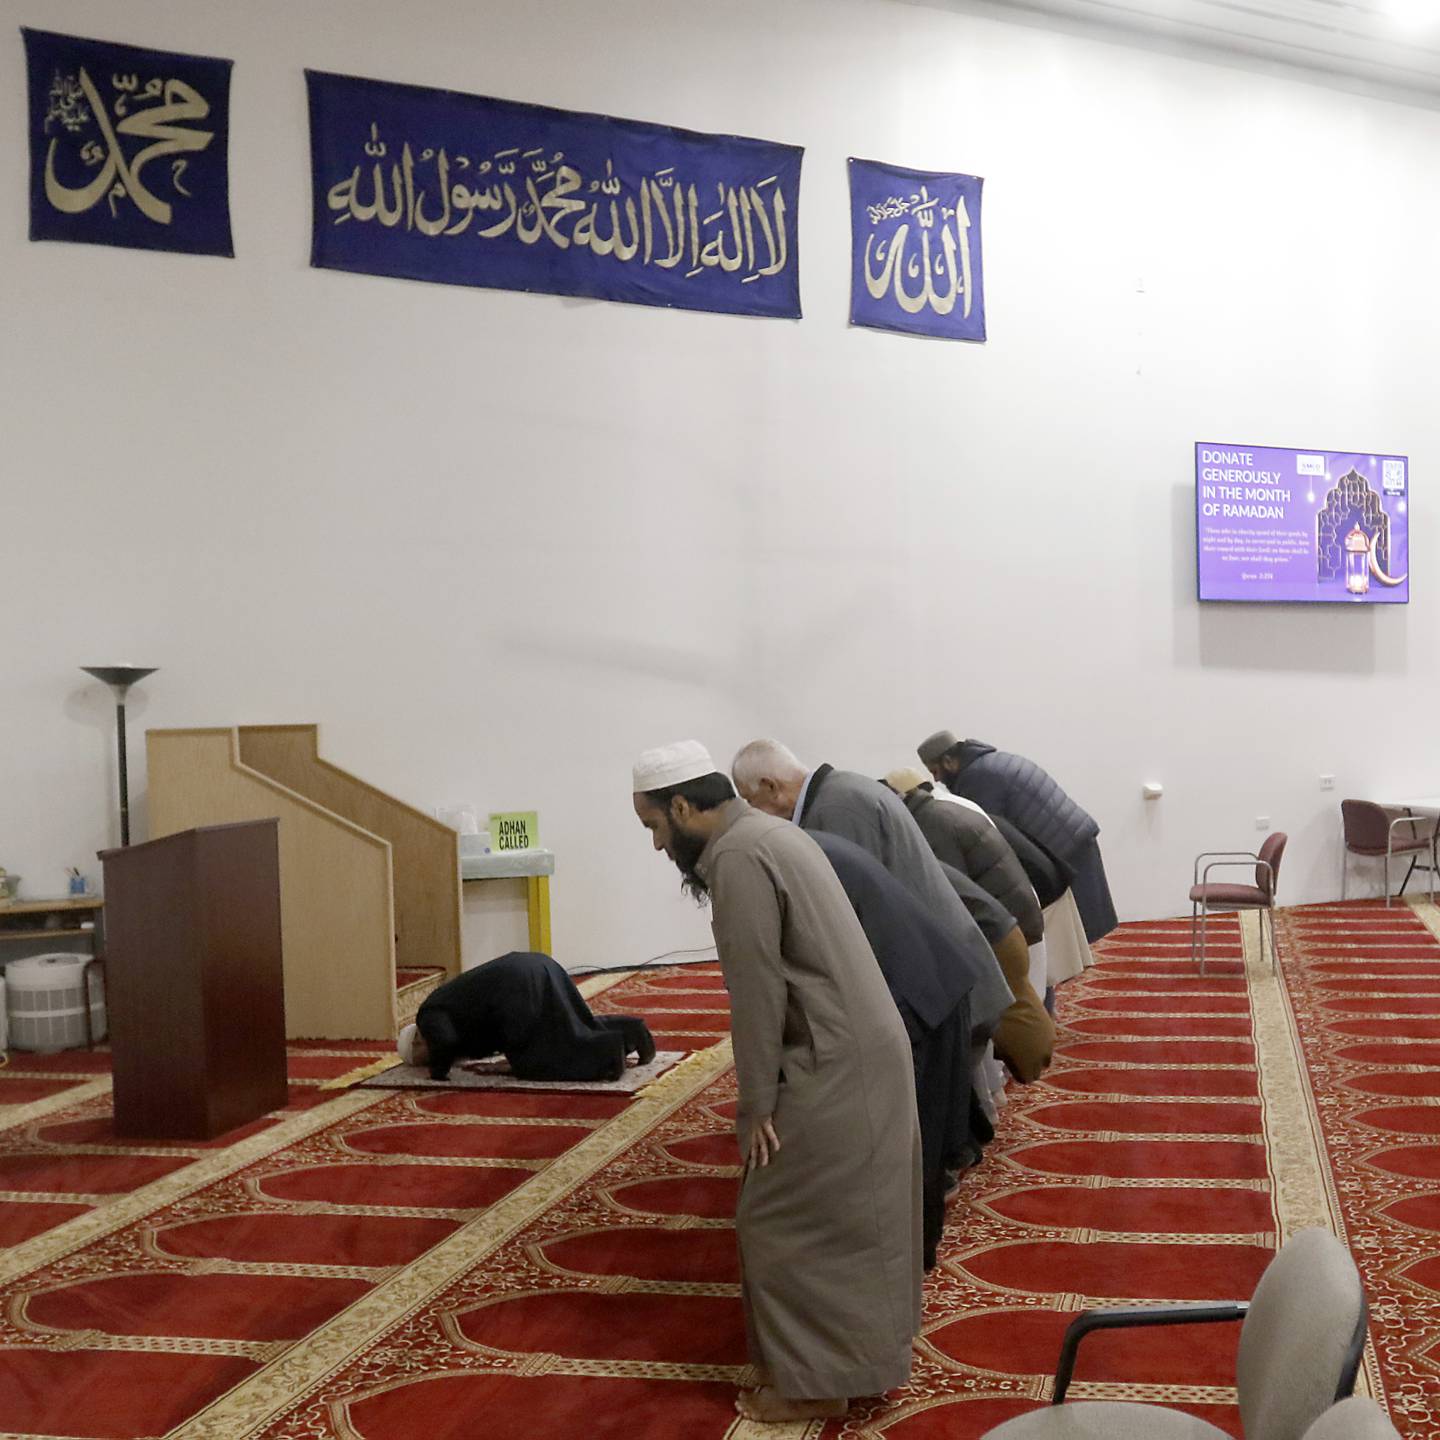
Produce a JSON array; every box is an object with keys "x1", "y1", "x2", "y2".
[
  {"x1": 24, "y1": 27, "x2": 234, "y2": 258},
  {"x1": 848, "y1": 157, "x2": 984, "y2": 342}
]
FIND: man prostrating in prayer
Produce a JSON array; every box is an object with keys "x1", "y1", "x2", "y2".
[
  {"x1": 632, "y1": 740, "x2": 922, "y2": 1425},
  {"x1": 397, "y1": 952, "x2": 655, "y2": 1083}
]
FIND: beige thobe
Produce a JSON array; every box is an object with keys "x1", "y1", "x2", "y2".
[
  {"x1": 1042, "y1": 888, "x2": 1095, "y2": 986},
  {"x1": 697, "y1": 800, "x2": 922, "y2": 1400}
]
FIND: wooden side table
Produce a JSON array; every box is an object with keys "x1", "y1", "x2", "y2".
[
  {"x1": 0, "y1": 896, "x2": 104, "y2": 950},
  {"x1": 0, "y1": 897, "x2": 106, "y2": 1049}
]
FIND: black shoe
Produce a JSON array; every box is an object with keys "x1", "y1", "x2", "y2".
[
  {"x1": 630, "y1": 1019, "x2": 657, "y2": 1066},
  {"x1": 606, "y1": 1015, "x2": 656, "y2": 1065}
]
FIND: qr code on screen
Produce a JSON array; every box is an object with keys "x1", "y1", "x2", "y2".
[{"x1": 1383, "y1": 459, "x2": 1406, "y2": 493}]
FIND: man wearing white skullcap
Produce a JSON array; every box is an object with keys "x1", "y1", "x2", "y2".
[
  {"x1": 632, "y1": 742, "x2": 922, "y2": 1425},
  {"x1": 631, "y1": 738, "x2": 719, "y2": 794}
]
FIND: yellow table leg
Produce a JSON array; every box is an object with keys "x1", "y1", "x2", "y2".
[{"x1": 526, "y1": 875, "x2": 552, "y2": 954}]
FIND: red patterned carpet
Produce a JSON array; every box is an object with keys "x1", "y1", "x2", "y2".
[
  {"x1": 0, "y1": 968, "x2": 725, "y2": 1439},
  {"x1": 241, "y1": 939, "x2": 1263, "y2": 1440},
  {"x1": 0, "y1": 910, "x2": 1428, "y2": 1438},
  {"x1": 1276, "y1": 900, "x2": 1440, "y2": 1437},
  {"x1": 0, "y1": 1044, "x2": 382, "y2": 1250}
]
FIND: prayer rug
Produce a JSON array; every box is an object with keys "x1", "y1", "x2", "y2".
[{"x1": 357, "y1": 1051, "x2": 686, "y2": 1093}]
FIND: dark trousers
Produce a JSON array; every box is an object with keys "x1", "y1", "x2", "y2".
[{"x1": 913, "y1": 995, "x2": 974, "y2": 1271}]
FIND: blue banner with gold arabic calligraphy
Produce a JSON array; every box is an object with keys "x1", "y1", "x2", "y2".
[
  {"x1": 306, "y1": 70, "x2": 802, "y2": 319},
  {"x1": 24, "y1": 28, "x2": 233, "y2": 257},
  {"x1": 848, "y1": 158, "x2": 984, "y2": 342}
]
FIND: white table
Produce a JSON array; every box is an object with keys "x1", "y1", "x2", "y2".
[{"x1": 460, "y1": 848, "x2": 554, "y2": 953}]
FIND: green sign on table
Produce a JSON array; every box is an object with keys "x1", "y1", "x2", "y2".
[{"x1": 489, "y1": 811, "x2": 539, "y2": 852}]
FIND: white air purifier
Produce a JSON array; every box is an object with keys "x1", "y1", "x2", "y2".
[{"x1": 5, "y1": 954, "x2": 106, "y2": 1053}]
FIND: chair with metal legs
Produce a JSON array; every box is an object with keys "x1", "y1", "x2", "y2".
[
  {"x1": 1340, "y1": 800, "x2": 1438, "y2": 907},
  {"x1": 1190, "y1": 832, "x2": 1287, "y2": 975},
  {"x1": 978, "y1": 1226, "x2": 1367, "y2": 1440}
]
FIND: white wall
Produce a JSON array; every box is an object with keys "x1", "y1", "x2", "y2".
[{"x1": 5, "y1": 0, "x2": 1438, "y2": 969}]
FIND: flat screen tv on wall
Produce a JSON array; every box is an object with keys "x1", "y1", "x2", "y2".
[{"x1": 1196, "y1": 442, "x2": 1409, "y2": 604}]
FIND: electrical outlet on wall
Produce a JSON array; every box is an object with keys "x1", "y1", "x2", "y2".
[
  {"x1": 1255, "y1": 815, "x2": 1270, "y2": 830},
  {"x1": 1320, "y1": 774, "x2": 1335, "y2": 790}
]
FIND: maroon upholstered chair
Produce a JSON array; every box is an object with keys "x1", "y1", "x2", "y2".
[
  {"x1": 1189, "y1": 832, "x2": 1287, "y2": 974},
  {"x1": 1340, "y1": 800, "x2": 1437, "y2": 906}
]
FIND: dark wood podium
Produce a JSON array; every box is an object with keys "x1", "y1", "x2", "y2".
[{"x1": 100, "y1": 820, "x2": 288, "y2": 1139}]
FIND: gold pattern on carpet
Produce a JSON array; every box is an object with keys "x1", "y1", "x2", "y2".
[
  {"x1": 169, "y1": 1040, "x2": 735, "y2": 1438},
  {"x1": 0, "y1": 1077, "x2": 113, "y2": 1135}
]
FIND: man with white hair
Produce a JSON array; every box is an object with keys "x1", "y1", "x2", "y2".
[
  {"x1": 730, "y1": 739, "x2": 1013, "y2": 1039},
  {"x1": 632, "y1": 740, "x2": 922, "y2": 1424}
]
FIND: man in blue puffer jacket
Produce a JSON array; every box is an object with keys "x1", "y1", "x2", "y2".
[{"x1": 916, "y1": 731, "x2": 1118, "y2": 944}]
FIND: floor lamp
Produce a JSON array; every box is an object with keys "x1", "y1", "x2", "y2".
[{"x1": 81, "y1": 666, "x2": 158, "y2": 847}]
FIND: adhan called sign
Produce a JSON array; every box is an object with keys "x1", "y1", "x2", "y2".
[{"x1": 489, "y1": 812, "x2": 539, "y2": 853}]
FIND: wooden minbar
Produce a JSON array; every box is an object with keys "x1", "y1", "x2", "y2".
[{"x1": 100, "y1": 820, "x2": 288, "y2": 1139}]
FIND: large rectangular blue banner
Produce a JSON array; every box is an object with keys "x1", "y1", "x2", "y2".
[
  {"x1": 307, "y1": 71, "x2": 803, "y2": 319},
  {"x1": 848, "y1": 157, "x2": 984, "y2": 342},
  {"x1": 24, "y1": 28, "x2": 233, "y2": 258}
]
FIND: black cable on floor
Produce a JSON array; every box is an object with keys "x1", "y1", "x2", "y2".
[{"x1": 571, "y1": 950, "x2": 717, "y2": 978}]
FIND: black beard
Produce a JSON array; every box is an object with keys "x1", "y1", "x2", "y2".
[{"x1": 669, "y1": 825, "x2": 710, "y2": 905}]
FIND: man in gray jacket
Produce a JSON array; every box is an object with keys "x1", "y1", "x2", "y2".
[{"x1": 731, "y1": 739, "x2": 1013, "y2": 1038}]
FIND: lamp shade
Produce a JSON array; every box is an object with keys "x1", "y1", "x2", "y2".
[{"x1": 81, "y1": 666, "x2": 158, "y2": 689}]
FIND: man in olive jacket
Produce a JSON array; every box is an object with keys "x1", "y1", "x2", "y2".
[{"x1": 898, "y1": 781, "x2": 1043, "y2": 945}]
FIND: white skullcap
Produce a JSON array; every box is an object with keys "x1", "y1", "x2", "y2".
[
  {"x1": 885, "y1": 766, "x2": 931, "y2": 795},
  {"x1": 397, "y1": 1023, "x2": 421, "y2": 1065},
  {"x1": 632, "y1": 739, "x2": 717, "y2": 793}
]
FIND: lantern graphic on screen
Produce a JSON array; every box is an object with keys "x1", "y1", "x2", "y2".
[{"x1": 1344, "y1": 524, "x2": 1371, "y2": 595}]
